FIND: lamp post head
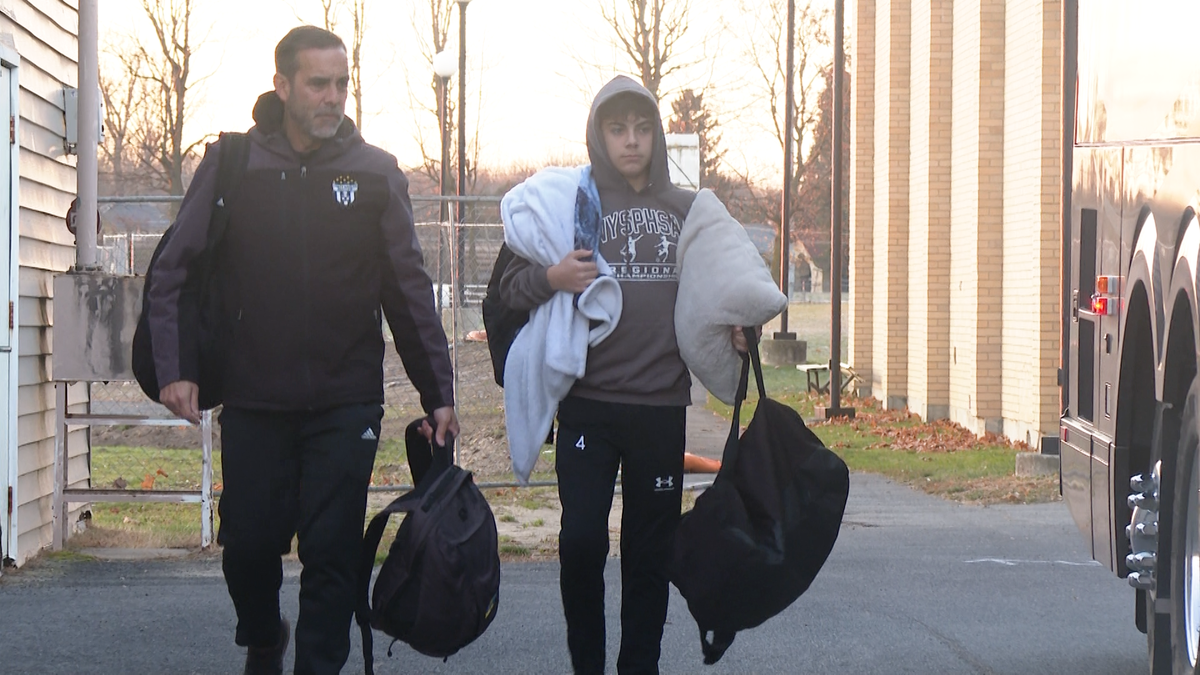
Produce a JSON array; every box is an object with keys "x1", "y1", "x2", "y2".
[{"x1": 432, "y1": 50, "x2": 457, "y2": 79}]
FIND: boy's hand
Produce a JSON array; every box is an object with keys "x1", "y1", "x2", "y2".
[
  {"x1": 547, "y1": 249, "x2": 599, "y2": 293},
  {"x1": 731, "y1": 325, "x2": 761, "y2": 353}
]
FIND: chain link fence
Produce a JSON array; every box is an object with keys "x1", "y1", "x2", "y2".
[{"x1": 89, "y1": 194, "x2": 526, "y2": 482}]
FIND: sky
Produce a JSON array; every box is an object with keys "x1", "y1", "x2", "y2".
[{"x1": 97, "y1": 0, "x2": 833, "y2": 185}]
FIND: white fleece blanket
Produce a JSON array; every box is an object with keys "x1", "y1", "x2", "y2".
[
  {"x1": 501, "y1": 166, "x2": 622, "y2": 484},
  {"x1": 676, "y1": 189, "x2": 788, "y2": 405}
]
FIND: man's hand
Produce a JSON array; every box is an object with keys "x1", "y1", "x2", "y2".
[
  {"x1": 419, "y1": 406, "x2": 460, "y2": 447},
  {"x1": 160, "y1": 380, "x2": 200, "y2": 425},
  {"x1": 547, "y1": 249, "x2": 599, "y2": 293}
]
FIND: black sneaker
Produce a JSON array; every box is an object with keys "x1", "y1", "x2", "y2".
[{"x1": 243, "y1": 616, "x2": 290, "y2": 675}]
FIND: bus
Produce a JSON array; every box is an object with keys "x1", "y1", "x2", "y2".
[{"x1": 1064, "y1": 1, "x2": 1200, "y2": 671}]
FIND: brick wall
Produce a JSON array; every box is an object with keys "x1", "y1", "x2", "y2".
[
  {"x1": 872, "y1": 0, "x2": 911, "y2": 410},
  {"x1": 907, "y1": 0, "x2": 953, "y2": 420},
  {"x1": 850, "y1": 0, "x2": 876, "y2": 395},
  {"x1": 948, "y1": 0, "x2": 1005, "y2": 435},
  {"x1": 1002, "y1": 0, "x2": 1062, "y2": 446},
  {"x1": 850, "y1": 0, "x2": 1063, "y2": 446}
]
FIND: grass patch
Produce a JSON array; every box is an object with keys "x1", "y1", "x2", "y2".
[
  {"x1": 74, "y1": 446, "x2": 217, "y2": 550},
  {"x1": 705, "y1": 366, "x2": 1060, "y2": 505},
  {"x1": 371, "y1": 438, "x2": 413, "y2": 487},
  {"x1": 483, "y1": 486, "x2": 559, "y2": 511},
  {"x1": 498, "y1": 537, "x2": 531, "y2": 559}
]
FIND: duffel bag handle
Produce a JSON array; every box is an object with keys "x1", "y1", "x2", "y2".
[{"x1": 719, "y1": 327, "x2": 767, "y2": 474}]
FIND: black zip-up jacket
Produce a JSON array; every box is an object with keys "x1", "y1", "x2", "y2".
[{"x1": 148, "y1": 92, "x2": 454, "y2": 413}]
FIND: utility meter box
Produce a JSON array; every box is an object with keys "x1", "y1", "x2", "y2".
[
  {"x1": 62, "y1": 87, "x2": 105, "y2": 154},
  {"x1": 52, "y1": 272, "x2": 141, "y2": 382},
  {"x1": 664, "y1": 133, "x2": 700, "y2": 190}
]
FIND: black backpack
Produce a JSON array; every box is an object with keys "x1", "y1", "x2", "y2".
[
  {"x1": 130, "y1": 132, "x2": 251, "y2": 410},
  {"x1": 356, "y1": 418, "x2": 501, "y2": 673},
  {"x1": 481, "y1": 243, "x2": 529, "y2": 387},
  {"x1": 670, "y1": 329, "x2": 850, "y2": 664}
]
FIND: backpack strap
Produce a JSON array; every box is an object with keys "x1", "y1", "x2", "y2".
[
  {"x1": 356, "y1": 490, "x2": 421, "y2": 675},
  {"x1": 202, "y1": 132, "x2": 250, "y2": 264},
  {"x1": 355, "y1": 463, "x2": 468, "y2": 674},
  {"x1": 193, "y1": 131, "x2": 250, "y2": 319}
]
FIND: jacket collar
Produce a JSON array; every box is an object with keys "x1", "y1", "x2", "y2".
[{"x1": 248, "y1": 90, "x2": 361, "y2": 163}]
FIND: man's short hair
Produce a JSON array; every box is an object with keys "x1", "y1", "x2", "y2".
[
  {"x1": 275, "y1": 26, "x2": 346, "y2": 80},
  {"x1": 596, "y1": 92, "x2": 658, "y2": 124}
]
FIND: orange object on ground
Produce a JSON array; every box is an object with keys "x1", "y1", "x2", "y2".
[{"x1": 683, "y1": 452, "x2": 721, "y2": 473}]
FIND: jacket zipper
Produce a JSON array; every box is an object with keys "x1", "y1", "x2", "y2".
[{"x1": 299, "y1": 164, "x2": 314, "y2": 407}]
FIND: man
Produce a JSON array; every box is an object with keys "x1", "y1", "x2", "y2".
[
  {"x1": 500, "y1": 75, "x2": 747, "y2": 675},
  {"x1": 148, "y1": 26, "x2": 457, "y2": 675}
]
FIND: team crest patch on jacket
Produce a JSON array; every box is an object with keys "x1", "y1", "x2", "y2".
[{"x1": 332, "y1": 175, "x2": 358, "y2": 207}]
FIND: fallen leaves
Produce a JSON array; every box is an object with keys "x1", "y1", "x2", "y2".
[{"x1": 140, "y1": 469, "x2": 169, "y2": 490}]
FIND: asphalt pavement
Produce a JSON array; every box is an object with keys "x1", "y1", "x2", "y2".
[{"x1": 0, "y1": 468, "x2": 1147, "y2": 675}]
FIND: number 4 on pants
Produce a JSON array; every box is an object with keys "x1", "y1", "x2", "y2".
[{"x1": 575, "y1": 435, "x2": 586, "y2": 450}]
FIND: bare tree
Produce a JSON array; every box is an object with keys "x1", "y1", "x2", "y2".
[
  {"x1": 739, "y1": 0, "x2": 831, "y2": 268},
  {"x1": 403, "y1": 0, "x2": 483, "y2": 194},
  {"x1": 318, "y1": 0, "x2": 367, "y2": 129},
  {"x1": 99, "y1": 42, "x2": 152, "y2": 195},
  {"x1": 744, "y1": 0, "x2": 830, "y2": 177},
  {"x1": 132, "y1": 0, "x2": 212, "y2": 197},
  {"x1": 599, "y1": 0, "x2": 692, "y2": 99}
]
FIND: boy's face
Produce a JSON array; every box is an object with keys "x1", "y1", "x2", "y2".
[{"x1": 602, "y1": 112, "x2": 655, "y2": 189}]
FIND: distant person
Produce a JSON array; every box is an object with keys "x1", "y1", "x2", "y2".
[
  {"x1": 147, "y1": 26, "x2": 457, "y2": 675},
  {"x1": 500, "y1": 75, "x2": 748, "y2": 675}
]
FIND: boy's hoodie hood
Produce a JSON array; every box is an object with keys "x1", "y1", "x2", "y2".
[{"x1": 586, "y1": 76, "x2": 671, "y2": 194}]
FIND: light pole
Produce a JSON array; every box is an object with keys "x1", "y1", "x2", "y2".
[
  {"x1": 455, "y1": 0, "x2": 471, "y2": 306},
  {"x1": 433, "y1": 50, "x2": 456, "y2": 316},
  {"x1": 776, "y1": 0, "x2": 796, "y2": 341},
  {"x1": 818, "y1": 0, "x2": 854, "y2": 419}
]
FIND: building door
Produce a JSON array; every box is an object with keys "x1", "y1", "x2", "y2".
[{"x1": 0, "y1": 65, "x2": 16, "y2": 565}]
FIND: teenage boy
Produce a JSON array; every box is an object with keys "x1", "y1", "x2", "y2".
[{"x1": 500, "y1": 75, "x2": 747, "y2": 675}]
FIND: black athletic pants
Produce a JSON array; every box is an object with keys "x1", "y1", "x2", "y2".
[
  {"x1": 217, "y1": 403, "x2": 381, "y2": 675},
  {"x1": 555, "y1": 396, "x2": 686, "y2": 675}
]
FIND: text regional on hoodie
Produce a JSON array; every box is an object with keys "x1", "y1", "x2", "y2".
[{"x1": 601, "y1": 206, "x2": 683, "y2": 281}]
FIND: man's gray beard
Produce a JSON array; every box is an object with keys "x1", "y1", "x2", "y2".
[{"x1": 310, "y1": 120, "x2": 341, "y2": 140}]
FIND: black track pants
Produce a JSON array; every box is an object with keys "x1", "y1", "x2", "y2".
[
  {"x1": 217, "y1": 403, "x2": 381, "y2": 675},
  {"x1": 555, "y1": 396, "x2": 685, "y2": 675}
]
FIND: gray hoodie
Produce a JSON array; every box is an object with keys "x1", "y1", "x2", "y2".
[{"x1": 501, "y1": 76, "x2": 695, "y2": 406}]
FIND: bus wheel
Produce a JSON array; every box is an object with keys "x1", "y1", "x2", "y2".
[
  {"x1": 1140, "y1": 393, "x2": 1183, "y2": 674},
  {"x1": 1172, "y1": 380, "x2": 1200, "y2": 674}
]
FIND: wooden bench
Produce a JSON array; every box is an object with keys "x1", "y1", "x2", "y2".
[{"x1": 796, "y1": 363, "x2": 861, "y2": 395}]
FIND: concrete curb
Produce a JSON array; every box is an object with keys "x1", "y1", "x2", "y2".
[{"x1": 1015, "y1": 452, "x2": 1060, "y2": 477}]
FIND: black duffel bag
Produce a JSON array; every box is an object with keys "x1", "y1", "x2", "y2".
[{"x1": 671, "y1": 328, "x2": 850, "y2": 665}]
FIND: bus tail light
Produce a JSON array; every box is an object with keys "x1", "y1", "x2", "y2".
[{"x1": 1091, "y1": 294, "x2": 1117, "y2": 316}]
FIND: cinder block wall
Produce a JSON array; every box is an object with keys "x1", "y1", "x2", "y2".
[
  {"x1": 907, "y1": 0, "x2": 953, "y2": 421},
  {"x1": 871, "y1": 0, "x2": 911, "y2": 410}
]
